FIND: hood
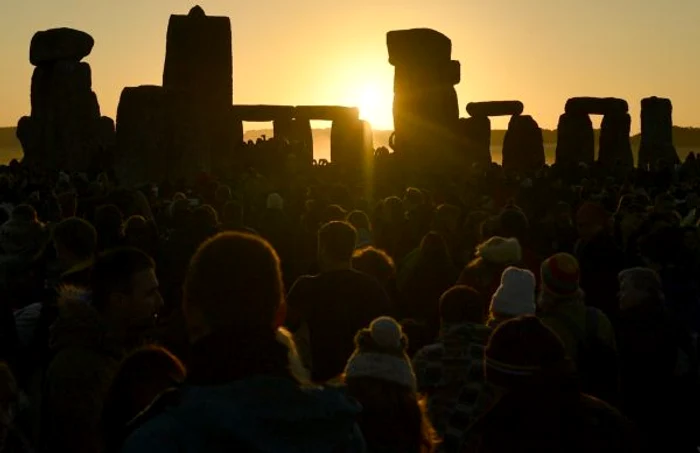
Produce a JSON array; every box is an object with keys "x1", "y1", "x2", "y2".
[
  {"x1": 165, "y1": 378, "x2": 362, "y2": 452},
  {"x1": 50, "y1": 286, "x2": 116, "y2": 355}
]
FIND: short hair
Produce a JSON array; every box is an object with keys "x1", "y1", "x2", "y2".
[
  {"x1": 347, "y1": 210, "x2": 371, "y2": 232},
  {"x1": 318, "y1": 221, "x2": 357, "y2": 262},
  {"x1": 184, "y1": 233, "x2": 282, "y2": 331},
  {"x1": 91, "y1": 247, "x2": 155, "y2": 312},
  {"x1": 440, "y1": 285, "x2": 485, "y2": 325},
  {"x1": 352, "y1": 247, "x2": 395, "y2": 284},
  {"x1": 53, "y1": 217, "x2": 97, "y2": 260}
]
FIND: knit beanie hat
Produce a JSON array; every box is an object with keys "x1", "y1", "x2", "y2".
[
  {"x1": 476, "y1": 237, "x2": 522, "y2": 265},
  {"x1": 344, "y1": 317, "x2": 416, "y2": 390},
  {"x1": 540, "y1": 253, "x2": 580, "y2": 298},
  {"x1": 490, "y1": 267, "x2": 536, "y2": 317},
  {"x1": 485, "y1": 316, "x2": 567, "y2": 390}
]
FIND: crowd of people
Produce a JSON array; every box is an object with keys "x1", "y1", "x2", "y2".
[{"x1": 0, "y1": 145, "x2": 698, "y2": 452}]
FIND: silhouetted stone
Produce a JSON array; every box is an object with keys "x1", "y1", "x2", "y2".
[
  {"x1": 502, "y1": 115, "x2": 545, "y2": 174},
  {"x1": 459, "y1": 116, "x2": 492, "y2": 166},
  {"x1": 98, "y1": 116, "x2": 116, "y2": 148},
  {"x1": 16, "y1": 117, "x2": 39, "y2": 164},
  {"x1": 599, "y1": 113, "x2": 633, "y2": 169},
  {"x1": 393, "y1": 61, "x2": 460, "y2": 91},
  {"x1": 388, "y1": 28, "x2": 460, "y2": 176},
  {"x1": 30, "y1": 28, "x2": 94, "y2": 66},
  {"x1": 555, "y1": 113, "x2": 594, "y2": 166},
  {"x1": 115, "y1": 86, "x2": 204, "y2": 185},
  {"x1": 19, "y1": 33, "x2": 108, "y2": 173},
  {"x1": 164, "y1": 7, "x2": 232, "y2": 103},
  {"x1": 115, "y1": 86, "x2": 169, "y2": 185},
  {"x1": 331, "y1": 118, "x2": 373, "y2": 173},
  {"x1": 164, "y1": 5, "x2": 234, "y2": 176},
  {"x1": 466, "y1": 101, "x2": 524, "y2": 118},
  {"x1": 639, "y1": 97, "x2": 678, "y2": 168},
  {"x1": 392, "y1": 86, "x2": 459, "y2": 155},
  {"x1": 31, "y1": 62, "x2": 92, "y2": 120},
  {"x1": 387, "y1": 29, "x2": 452, "y2": 66},
  {"x1": 565, "y1": 97, "x2": 628, "y2": 116}
]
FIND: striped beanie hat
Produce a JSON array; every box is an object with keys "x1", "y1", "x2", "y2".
[
  {"x1": 540, "y1": 253, "x2": 580, "y2": 297},
  {"x1": 485, "y1": 316, "x2": 567, "y2": 389}
]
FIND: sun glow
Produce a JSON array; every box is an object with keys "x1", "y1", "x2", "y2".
[{"x1": 355, "y1": 82, "x2": 394, "y2": 130}]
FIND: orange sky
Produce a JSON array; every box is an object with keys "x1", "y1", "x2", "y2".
[{"x1": 1, "y1": 0, "x2": 699, "y2": 133}]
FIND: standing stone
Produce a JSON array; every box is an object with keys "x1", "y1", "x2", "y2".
[
  {"x1": 388, "y1": 28, "x2": 460, "y2": 175},
  {"x1": 18, "y1": 28, "x2": 112, "y2": 172},
  {"x1": 555, "y1": 113, "x2": 594, "y2": 166},
  {"x1": 502, "y1": 115, "x2": 545, "y2": 174},
  {"x1": 164, "y1": 6, "x2": 233, "y2": 175},
  {"x1": 459, "y1": 116, "x2": 492, "y2": 166},
  {"x1": 115, "y1": 86, "x2": 170, "y2": 185},
  {"x1": 639, "y1": 97, "x2": 678, "y2": 169},
  {"x1": 599, "y1": 113, "x2": 633, "y2": 169},
  {"x1": 331, "y1": 118, "x2": 374, "y2": 175}
]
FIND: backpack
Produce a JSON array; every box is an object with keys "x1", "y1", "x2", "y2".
[{"x1": 552, "y1": 307, "x2": 619, "y2": 405}]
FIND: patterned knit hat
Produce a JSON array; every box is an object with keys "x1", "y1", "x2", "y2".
[
  {"x1": 540, "y1": 253, "x2": 580, "y2": 297},
  {"x1": 344, "y1": 317, "x2": 416, "y2": 390}
]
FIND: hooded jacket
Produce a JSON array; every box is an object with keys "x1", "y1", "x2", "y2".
[{"x1": 121, "y1": 377, "x2": 365, "y2": 453}]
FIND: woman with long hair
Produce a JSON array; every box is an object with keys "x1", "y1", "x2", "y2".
[{"x1": 344, "y1": 317, "x2": 437, "y2": 453}]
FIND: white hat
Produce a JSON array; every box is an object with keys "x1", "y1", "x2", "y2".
[
  {"x1": 490, "y1": 267, "x2": 536, "y2": 317},
  {"x1": 477, "y1": 237, "x2": 522, "y2": 265},
  {"x1": 344, "y1": 317, "x2": 416, "y2": 390}
]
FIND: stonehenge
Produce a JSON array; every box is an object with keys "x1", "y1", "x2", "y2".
[
  {"x1": 387, "y1": 28, "x2": 461, "y2": 172},
  {"x1": 230, "y1": 105, "x2": 371, "y2": 170},
  {"x1": 16, "y1": 7, "x2": 683, "y2": 181},
  {"x1": 639, "y1": 97, "x2": 679, "y2": 169},
  {"x1": 460, "y1": 100, "x2": 544, "y2": 172},
  {"x1": 17, "y1": 27, "x2": 114, "y2": 173},
  {"x1": 556, "y1": 97, "x2": 632, "y2": 168}
]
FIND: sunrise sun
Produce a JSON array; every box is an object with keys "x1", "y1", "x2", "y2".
[{"x1": 355, "y1": 82, "x2": 393, "y2": 130}]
